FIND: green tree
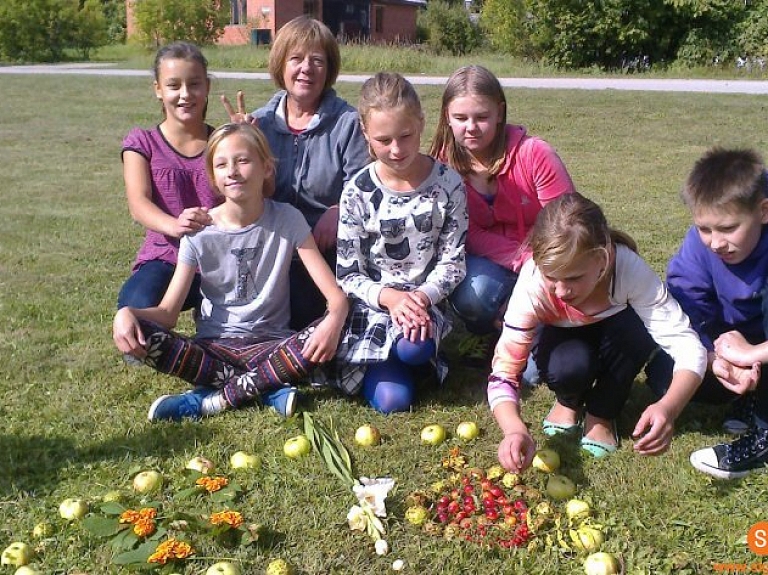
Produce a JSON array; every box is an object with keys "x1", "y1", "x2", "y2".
[
  {"x1": 480, "y1": 0, "x2": 536, "y2": 56},
  {"x1": 417, "y1": 1, "x2": 480, "y2": 56},
  {"x1": 0, "y1": 0, "x2": 108, "y2": 62},
  {"x1": 130, "y1": 0, "x2": 231, "y2": 47}
]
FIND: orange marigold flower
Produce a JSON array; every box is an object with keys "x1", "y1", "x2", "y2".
[
  {"x1": 196, "y1": 476, "x2": 229, "y2": 493},
  {"x1": 147, "y1": 538, "x2": 194, "y2": 565},
  {"x1": 210, "y1": 510, "x2": 244, "y2": 528},
  {"x1": 133, "y1": 517, "x2": 156, "y2": 537},
  {"x1": 138, "y1": 507, "x2": 157, "y2": 519},
  {"x1": 119, "y1": 509, "x2": 141, "y2": 524}
]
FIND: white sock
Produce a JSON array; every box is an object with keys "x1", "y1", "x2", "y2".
[{"x1": 201, "y1": 391, "x2": 228, "y2": 416}]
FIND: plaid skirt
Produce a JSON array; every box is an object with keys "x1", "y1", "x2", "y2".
[{"x1": 321, "y1": 298, "x2": 452, "y2": 395}]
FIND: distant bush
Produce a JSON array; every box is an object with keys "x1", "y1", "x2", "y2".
[
  {"x1": 480, "y1": 0, "x2": 537, "y2": 57},
  {"x1": 417, "y1": 1, "x2": 480, "y2": 56},
  {"x1": 130, "y1": 0, "x2": 231, "y2": 47}
]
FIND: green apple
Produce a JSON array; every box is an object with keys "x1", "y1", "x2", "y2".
[
  {"x1": 102, "y1": 490, "x2": 124, "y2": 503},
  {"x1": 31, "y1": 521, "x2": 53, "y2": 538},
  {"x1": 532, "y1": 448, "x2": 561, "y2": 473},
  {"x1": 186, "y1": 456, "x2": 215, "y2": 474},
  {"x1": 545, "y1": 474, "x2": 577, "y2": 500},
  {"x1": 455, "y1": 421, "x2": 480, "y2": 441},
  {"x1": 566, "y1": 499, "x2": 592, "y2": 523},
  {"x1": 229, "y1": 451, "x2": 261, "y2": 470},
  {"x1": 58, "y1": 498, "x2": 89, "y2": 521},
  {"x1": 583, "y1": 552, "x2": 620, "y2": 575},
  {"x1": 283, "y1": 435, "x2": 311, "y2": 458},
  {"x1": 265, "y1": 558, "x2": 294, "y2": 575},
  {"x1": 1, "y1": 543, "x2": 32, "y2": 567},
  {"x1": 132, "y1": 470, "x2": 163, "y2": 494},
  {"x1": 14, "y1": 567, "x2": 42, "y2": 575},
  {"x1": 205, "y1": 561, "x2": 241, "y2": 575},
  {"x1": 354, "y1": 424, "x2": 382, "y2": 446},
  {"x1": 420, "y1": 424, "x2": 447, "y2": 446}
]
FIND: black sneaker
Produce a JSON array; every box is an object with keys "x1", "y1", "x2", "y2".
[
  {"x1": 722, "y1": 393, "x2": 756, "y2": 435},
  {"x1": 690, "y1": 427, "x2": 768, "y2": 479}
]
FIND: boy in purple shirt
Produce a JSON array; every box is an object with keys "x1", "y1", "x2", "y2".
[{"x1": 648, "y1": 147, "x2": 768, "y2": 479}]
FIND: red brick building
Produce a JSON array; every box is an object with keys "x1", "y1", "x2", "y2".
[{"x1": 127, "y1": 0, "x2": 425, "y2": 46}]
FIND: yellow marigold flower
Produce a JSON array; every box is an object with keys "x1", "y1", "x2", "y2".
[
  {"x1": 196, "y1": 475, "x2": 229, "y2": 493},
  {"x1": 210, "y1": 510, "x2": 244, "y2": 528},
  {"x1": 119, "y1": 509, "x2": 141, "y2": 524},
  {"x1": 147, "y1": 538, "x2": 194, "y2": 565},
  {"x1": 133, "y1": 517, "x2": 156, "y2": 537},
  {"x1": 138, "y1": 507, "x2": 157, "y2": 519}
]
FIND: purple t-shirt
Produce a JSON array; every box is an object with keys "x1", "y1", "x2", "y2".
[{"x1": 121, "y1": 125, "x2": 220, "y2": 270}]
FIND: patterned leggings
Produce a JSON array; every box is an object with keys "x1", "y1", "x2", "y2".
[{"x1": 137, "y1": 320, "x2": 316, "y2": 408}]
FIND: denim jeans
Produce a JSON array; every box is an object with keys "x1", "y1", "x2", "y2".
[
  {"x1": 117, "y1": 260, "x2": 202, "y2": 311},
  {"x1": 449, "y1": 254, "x2": 518, "y2": 335}
]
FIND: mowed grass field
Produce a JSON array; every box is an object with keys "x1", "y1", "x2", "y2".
[{"x1": 1, "y1": 70, "x2": 768, "y2": 574}]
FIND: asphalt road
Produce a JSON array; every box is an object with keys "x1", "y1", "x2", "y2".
[{"x1": 3, "y1": 62, "x2": 768, "y2": 94}]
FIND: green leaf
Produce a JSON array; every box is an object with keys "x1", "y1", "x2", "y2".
[
  {"x1": 111, "y1": 527, "x2": 140, "y2": 552},
  {"x1": 81, "y1": 515, "x2": 123, "y2": 537},
  {"x1": 113, "y1": 539, "x2": 158, "y2": 565},
  {"x1": 100, "y1": 501, "x2": 128, "y2": 515},
  {"x1": 173, "y1": 486, "x2": 201, "y2": 500}
]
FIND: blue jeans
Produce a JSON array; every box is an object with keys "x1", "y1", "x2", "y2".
[
  {"x1": 117, "y1": 260, "x2": 202, "y2": 310},
  {"x1": 449, "y1": 255, "x2": 518, "y2": 335}
]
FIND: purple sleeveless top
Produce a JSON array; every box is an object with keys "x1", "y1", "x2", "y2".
[{"x1": 121, "y1": 125, "x2": 220, "y2": 270}]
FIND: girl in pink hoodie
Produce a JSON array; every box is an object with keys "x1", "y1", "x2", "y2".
[{"x1": 430, "y1": 65, "x2": 575, "y2": 337}]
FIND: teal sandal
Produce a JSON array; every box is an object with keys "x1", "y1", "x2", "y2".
[
  {"x1": 542, "y1": 403, "x2": 581, "y2": 437},
  {"x1": 580, "y1": 422, "x2": 618, "y2": 458}
]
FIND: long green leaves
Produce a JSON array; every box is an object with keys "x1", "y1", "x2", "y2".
[{"x1": 303, "y1": 412, "x2": 356, "y2": 489}]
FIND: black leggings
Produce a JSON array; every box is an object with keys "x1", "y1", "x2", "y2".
[{"x1": 534, "y1": 307, "x2": 657, "y2": 420}]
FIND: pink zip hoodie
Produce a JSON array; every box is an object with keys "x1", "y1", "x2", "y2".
[{"x1": 465, "y1": 125, "x2": 575, "y2": 272}]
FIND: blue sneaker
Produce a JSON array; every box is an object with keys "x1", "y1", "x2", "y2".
[
  {"x1": 148, "y1": 388, "x2": 216, "y2": 422},
  {"x1": 262, "y1": 386, "x2": 298, "y2": 418}
]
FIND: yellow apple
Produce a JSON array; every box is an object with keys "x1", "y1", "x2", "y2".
[
  {"x1": 283, "y1": 435, "x2": 311, "y2": 458},
  {"x1": 265, "y1": 558, "x2": 294, "y2": 575},
  {"x1": 229, "y1": 451, "x2": 261, "y2": 470},
  {"x1": 14, "y1": 567, "x2": 42, "y2": 575},
  {"x1": 566, "y1": 499, "x2": 592, "y2": 523},
  {"x1": 546, "y1": 474, "x2": 577, "y2": 500},
  {"x1": 1, "y1": 543, "x2": 32, "y2": 567},
  {"x1": 31, "y1": 522, "x2": 53, "y2": 538},
  {"x1": 132, "y1": 470, "x2": 163, "y2": 494},
  {"x1": 58, "y1": 498, "x2": 89, "y2": 521},
  {"x1": 420, "y1": 424, "x2": 447, "y2": 446},
  {"x1": 532, "y1": 448, "x2": 561, "y2": 473},
  {"x1": 583, "y1": 552, "x2": 620, "y2": 575},
  {"x1": 455, "y1": 421, "x2": 480, "y2": 441},
  {"x1": 186, "y1": 456, "x2": 215, "y2": 474},
  {"x1": 205, "y1": 561, "x2": 240, "y2": 575},
  {"x1": 354, "y1": 424, "x2": 382, "y2": 446},
  {"x1": 570, "y1": 526, "x2": 605, "y2": 553}
]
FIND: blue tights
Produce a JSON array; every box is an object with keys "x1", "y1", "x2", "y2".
[{"x1": 362, "y1": 337, "x2": 436, "y2": 414}]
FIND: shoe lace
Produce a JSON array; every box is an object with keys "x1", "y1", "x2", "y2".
[{"x1": 726, "y1": 428, "x2": 768, "y2": 463}]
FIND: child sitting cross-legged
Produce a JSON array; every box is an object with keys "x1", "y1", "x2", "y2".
[{"x1": 113, "y1": 123, "x2": 348, "y2": 421}]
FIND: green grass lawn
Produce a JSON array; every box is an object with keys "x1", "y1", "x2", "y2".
[{"x1": 2, "y1": 73, "x2": 768, "y2": 574}]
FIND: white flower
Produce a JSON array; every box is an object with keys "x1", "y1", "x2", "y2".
[
  {"x1": 347, "y1": 505, "x2": 367, "y2": 532},
  {"x1": 375, "y1": 539, "x2": 389, "y2": 556},
  {"x1": 353, "y1": 477, "x2": 395, "y2": 518}
]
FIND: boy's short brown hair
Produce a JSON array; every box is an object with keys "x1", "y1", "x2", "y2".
[{"x1": 682, "y1": 147, "x2": 768, "y2": 214}]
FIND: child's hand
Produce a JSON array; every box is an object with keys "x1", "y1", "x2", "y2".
[
  {"x1": 381, "y1": 289, "x2": 430, "y2": 333},
  {"x1": 220, "y1": 91, "x2": 259, "y2": 125},
  {"x1": 632, "y1": 401, "x2": 674, "y2": 455},
  {"x1": 301, "y1": 315, "x2": 344, "y2": 363},
  {"x1": 173, "y1": 207, "x2": 211, "y2": 237},
  {"x1": 712, "y1": 356, "x2": 760, "y2": 395},
  {"x1": 714, "y1": 331, "x2": 758, "y2": 367},
  {"x1": 312, "y1": 206, "x2": 339, "y2": 253},
  {"x1": 113, "y1": 308, "x2": 147, "y2": 358},
  {"x1": 497, "y1": 432, "x2": 536, "y2": 473}
]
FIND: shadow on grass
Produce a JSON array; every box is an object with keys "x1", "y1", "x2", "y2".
[{"x1": 0, "y1": 425, "x2": 217, "y2": 497}]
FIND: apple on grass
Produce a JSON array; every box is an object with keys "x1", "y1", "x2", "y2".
[
  {"x1": 570, "y1": 525, "x2": 604, "y2": 553},
  {"x1": 532, "y1": 448, "x2": 561, "y2": 473},
  {"x1": 229, "y1": 451, "x2": 261, "y2": 470},
  {"x1": 354, "y1": 424, "x2": 382, "y2": 446},
  {"x1": 14, "y1": 567, "x2": 42, "y2": 575},
  {"x1": 133, "y1": 470, "x2": 163, "y2": 494},
  {"x1": 566, "y1": 498, "x2": 592, "y2": 523},
  {"x1": 420, "y1": 424, "x2": 447, "y2": 446},
  {"x1": 545, "y1": 474, "x2": 577, "y2": 500},
  {"x1": 1, "y1": 543, "x2": 32, "y2": 567},
  {"x1": 31, "y1": 521, "x2": 54, "y2": 538},
  {"x1": 266, "y1": 558, "x2": 294, "y2": 575},
  {"x1": 58, "y1": 498, "x2": 89, "y2": 521},
  {"x1": 205, "y1": 561, "x2": 240, "y2": 575},
  {"x1": 583, "y1": 552, "x2": 620, "y2": 575},
  {"x1": 283, "y1": 435, "x2": 312, "y2": 458},
  {"x1": 186, "y1": 456, "x2": 215, "y2": 474},
  {"x1": 455, "y1": 421, "x2": 480, "y2": 441}
]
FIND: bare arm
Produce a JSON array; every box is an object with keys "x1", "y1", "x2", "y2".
[{"x1": 492, "y1": 400, "x2": 536, "y2": 473}]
